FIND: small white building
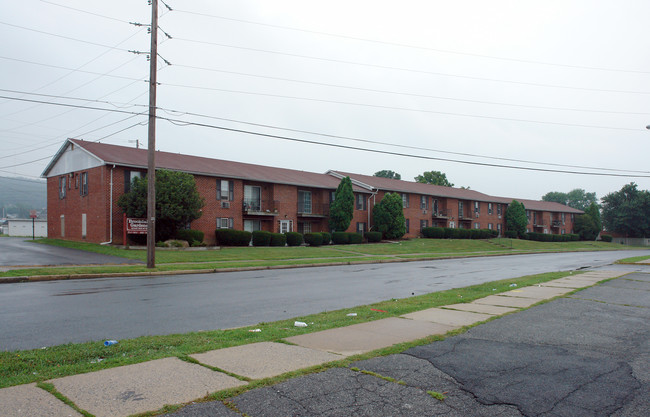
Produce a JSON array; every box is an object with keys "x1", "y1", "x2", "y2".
[{"x1": 8, "y1": 219, "x2": 48, "y2": 237}]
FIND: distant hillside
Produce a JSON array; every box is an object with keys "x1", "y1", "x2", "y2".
[{"x1": 0, "y1": 176, "x2": 46, "y2": 217}]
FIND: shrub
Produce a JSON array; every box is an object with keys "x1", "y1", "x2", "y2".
[
  {"x1": 600, "y1": 234, "x2": 613, "y2": 242},
  {"x1": 469, "y1": 229, "x2": 482, "y2": 239},
  {"x1": 270, "y1": 233, "x2": 287, "y2": 246},
  {"x1": 304, "y1": 233, "x2": 323, "y2": 247},
  {"x1": 320, "y1": 232, "x2": 331, "y2": 245},
  {"x1": 285, "y1": 232, "x2": 303, "y2": 246},
  {"x1": 348, "y1": 233, "x2": 363, "y2": 244},
  {"x1": 422, "y1": 227, "x2": 445, "y2": 239},
  {"x1": 443, "y1": 227, "x2": 457, "y2": 239},
  {"x1": 504, "y1": 230, "x2": 518, "y2": 239},
  {"x1": 567, "y1": 233, "x2": 580, "y2": 241},
  {"x1": 332, "y1": 232, "x2": 349, "y2": 244},
  {"x1": 487, "y1": 229, "x2": 499, "y2": 238},
  {"x1": 252, "y1": 230, "x2": 272, "y2": 246},
  {"x1": 366, "y1": 231, "x2": 382, "y2": 242},
  {"x1": 457, "y1": 229, "x2": 471, "y2": 239},
  {"x1": 176, "y1": 229, "x2": 204, "y2": 244},
  {"x1": 215, "y1": 229, "x2": 251, "y2": 246}
]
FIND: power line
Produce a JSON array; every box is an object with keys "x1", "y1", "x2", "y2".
[
  {"x1": 1, "y1": 92, "x2": 648, "y2": 175},
  {"x1": 174, "y1": 64, "x2": 650, "y2": 116},
  {"x1": 160, "y1": 116, "x2": 650, "y2": 178},
  {"x1": 173, "y1": 37, "x2": 650, "y2": 95},
  {"x1": 173, "y1": 8, "x2": 650, "y2": 75}
]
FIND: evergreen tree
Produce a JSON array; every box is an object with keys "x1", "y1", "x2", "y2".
[
  {"x1": 372, "y1": 193, "x2": 406, "y2": 239},
  {"x1": 328, "y1": 176, "x2": 354, "y2": 232},
  {"x1": 505, "y1": 200, "x2": 527, "y2": 237}
]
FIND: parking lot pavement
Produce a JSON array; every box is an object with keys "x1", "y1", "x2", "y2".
[
  {"x1": 168, "y1": 272, "x2": 648, "y2": 417},
  {"x1": 0, "y1": 237, "x2": 141, "y2": 267}
]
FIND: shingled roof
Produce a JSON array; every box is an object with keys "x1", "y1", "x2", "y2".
[{"x1": 43, "y1": 139, "x2": 582, "y2": 214}]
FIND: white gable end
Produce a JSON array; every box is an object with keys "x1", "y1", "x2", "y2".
[{"x1": 45, "y1": 142, "x2": 104, "y2": 177}]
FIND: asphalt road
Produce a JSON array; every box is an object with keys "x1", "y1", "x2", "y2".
[
  {"x1": 168, "y1": 272, "x2": 649, "y2": 417},
  {"x1": 0, "y1": 250, "x2": 647, "y2": 351},
  {"x1": 0, "y1": 237, "x2": 141, "y2": 267}
]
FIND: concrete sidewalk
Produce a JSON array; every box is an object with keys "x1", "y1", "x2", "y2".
[{"x1": 0, "y1": 270, "x2": 626, "y2": 417}]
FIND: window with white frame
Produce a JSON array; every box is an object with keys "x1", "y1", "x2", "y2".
[
  {"x1": 497, "y1": 223, "x2": 502, "y2": 234},
  {"x1": 420, "y1": 219, "x2": 428, "y2": 231},
  {"x1": 298, "y1": 190, "x2": 312, "y2": 213},
  {"x1": 217, "y1": 180, "x2": 234, "y2": 201},
  {"x1": 279, "y1": 219, "x2": 293, "y2": 233},
  {"x1": 562, "y1": 212, "x2": 566, "y2": 225},
  {"x1": 420, "y1": 195, "x2": 428, "y2": 210},
  {"x1": 458, "y1": 201, "x2": 464, "y2": 217},
  {"x1": 298, "y1": 222, "x2": 312, "y2": 234},
  {"x1": 474, "y1": 222, "x2": 480, "y2": 229},
  {"x1": 405, "y1": 218, "x2": 410, "y2": 233},
  {"x1": 488, "y1": 203, "x2": 493, "y2": 215},
  {"x1": 488, "y1": 223, "x2": 493, "y2": 230},
  {"x1": 357, "y1": 222, "x2": 366, "y2": 234},
  {"x1": 432, "y1": 199, "x2": 439, "y2": 215},
  {"x1": 124, "y1": 170, "x2": 142, "y2": 193},
  {"x1": 243, "y1": 219, "x2": 261, "y2": 233},
  {"x1": 497, "y1": 204, "x2": 502, "y2": 216},
  {"x1": 80, "y1": 172, "x2": 88, "y2": 196},
  {"x1": 401, "y1": 193, "x2": 409, "y2": 208},
  {"x1": 526, "y1": 210, "x2": 531, "y2": 222},
  {"x1": 217, "y1": 217, "x2": 234, "y2": 229},
  {"x1": 59, "y1": 176, "x2": 66, "y2": 199},
  {"x1": 355, "y1": 193, "x2": 367, "y2": 210},
  {"x1": 474, "y1": 201, "x2": 480, "y2": 213}
]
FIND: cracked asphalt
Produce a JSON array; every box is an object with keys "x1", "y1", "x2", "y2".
[{"x1": 166, "y1": 272, "x2": 649, "y2": 417}]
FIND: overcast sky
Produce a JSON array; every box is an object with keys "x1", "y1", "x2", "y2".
[{"x1": 2, "y1": 0, "x2": 650, "y2": 201}]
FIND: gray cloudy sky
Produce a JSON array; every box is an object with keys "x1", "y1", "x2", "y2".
[{"x1": 2, "y1": 0, "x2": 650, "y2": 201}]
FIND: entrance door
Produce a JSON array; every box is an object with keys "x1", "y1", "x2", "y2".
[{"x1": 279, "y1": 220, "x2": 292, "y2": 233}]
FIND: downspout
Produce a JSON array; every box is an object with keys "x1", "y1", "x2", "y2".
[
  {"x1": 100, "y1": 165, "x2": 115, "y2": 245},
  {"x1": 367, "y1": 189, "x2": 378, "y2": 231}
]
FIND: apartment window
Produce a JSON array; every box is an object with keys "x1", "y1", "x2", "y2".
[
  {"x1": 298, "y1": 190, "x2": 312, "y2": 213},
  {"x1": 401, "y1": 193, "x2": 409, "y2": 208},
  {"x1": 474, "y1": 222, "x2": 480, "y2": 229},
  {"x1": 497, "y1": 204, "x2": 502, "y2": 216},
  {"x1": 562, "y1": 212, "x2": 566, "y2": 225},
  {"x1": 458, "y1": 201, "x2": 464, "y2": 217},
  {"x1": 561, "y1": 229, "x2": 566, "y2": 235},
  {"x1": 329, "y1": 191, "x2": 336, "y2": 203},
  {"x1": 356, "y1": 193, "x2": 367, "y2": 210},
  {"x1": 124, "y1": 170, "x2": 142, "y2": 193},
  {"x1": 405, "y1": 219, "x2": 410, "y2": 234},
  {"x1": 244, "y1": 185, "x2": 261, "y2": 211},
  {"x1": 571, "y1": 214, "x2": 575, "y2": 222},
  {"x1": 533, "y1": 212, "x2": 537, "y2": 225},
  {"x1": 357, "y1": 222, "x2": 366, "y2": 235},
  {"x1": 59, "y1": 176, "x2": 66, "y2": 199},
  {"x1": 243, "y1": 219, "x2": 261, "y2": 233},
  {"x1": 217, "y1": 217, "x2": 234, "y2": 229},
  {"x1": 488, "y1": 203, "x2": 493, "y2": 215},
  {"x1": 474, "y1": 201, "x2": 480, "y2": 213},
  {"x1": 497, "y1": 223, "x2": 502, "y2": 235},
  {"x1": 420, "y1": 195, "x2": 428, "y2": 210},
  {"x1": 420, "y1": 219, "x2": 429, "y2": 231},
  {"x1": 80, "y1": 172, "x2": 88, "y2": 196},
  {"x1": 217, "y1": 180, "x2": 234, "y2": 201},
  {"x1": 298, "y1": 222, "x2": 312, "y2": 234},
  {"x1": 75, "y1": 173, "x2": 79, "y2": 189},
  {"x1": 433, "y1": 199, "x2": 439, "y2": 215},
  {"x1": 526, "y1": 210, "x2": 531, "y2": 222},
  {"x1": 488, "y1": 223, "x2": 493, "y2": 230}
]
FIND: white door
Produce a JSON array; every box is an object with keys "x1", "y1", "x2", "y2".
[{"x1": 280, "y1": 220, "x2": 292, "y2": 233}]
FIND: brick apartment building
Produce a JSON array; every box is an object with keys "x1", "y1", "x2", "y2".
[{"x1": 42, "y1": 139, "x2": 582, "y2": 245}]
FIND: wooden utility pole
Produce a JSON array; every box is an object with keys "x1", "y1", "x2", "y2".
[{"x1": 146, "y1": 0, "x2": 158, "y2": 268}]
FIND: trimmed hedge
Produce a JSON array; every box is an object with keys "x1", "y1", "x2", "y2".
[
  {"x1": 176, "y1": 229, "x2": 204, "y2": 244},
  {"x1": 252, "y1": 230, "x2": 273, "y2": 246},
  {"x1": 320, "y1": 232, "x2": 331, "y2": 245},
  {"x1": 504, "y1": 230, "x2": 518, "y2": 239},
  {"x1": 600, "y1": 234, "x2": 613, "y2": 242},
  {"x1": 304, "y1": 233, "x2": 324, "y2": 247},
  {"x1": 270, "y1": 233, "x2": 287, "y2": 246},
  {"x1": 422, "y1": 227, "x2": 445, "y2": 238},
  {"x1": 366, "y1": 231, "x2": 382, "y2": 242},
  {"x1": 332, "y1": 232, "x2": 349, "y2": 245},
  {"x1": 285, "y1": 232, "x2": 303, "y2": 247},
  {"x1": 348, "y1": 233, "x2": 363, "y2": 244},
  {"x1": 524, "y1": 232, "x2": 581, "y2": 242},
  {"x1": 215, "y1": 229, "x2": 251, "y2": 246},
  {"x1": 422, "y1": 227, "x2": 499, "y2": 240}
]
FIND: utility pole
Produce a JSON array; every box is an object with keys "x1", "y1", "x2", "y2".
[{"x1": 146, "y1": 0, "x2": 158, "y2": 268}]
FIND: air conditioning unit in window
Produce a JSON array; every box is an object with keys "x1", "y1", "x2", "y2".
[
  {"x1": 422, "y1": 209, "x2": 427, "y2": 215},
  {"x1": 221, "y1": 201, "x2": 230, "y2": 209},
  {"x1": 475, "y1": 212, "x2": 480, "y2": 218}
]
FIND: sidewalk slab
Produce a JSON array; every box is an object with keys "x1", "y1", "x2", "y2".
[
  {"x1": 50, "y1": 357, "x2": 247, "y2": 417},
  {"x1": 0, "y1": 383, "x2": 82, "y2": 417},
  {"x1": 441, "y1": 302, "x2": 518, "y2": 315},
  {"x1": 191, "y1": 342, "x2": 343, "y2": 380},
  {"x1": 402, "y1": 308, "x2": 493, "y2": 327},
  {"x1": 285, "y1": 318, "x2": 456, "y2": 356},
  {"x1": 501, "y1": 285, "x2": 575, "y2": 299},
  {"x1": 473, "y1": 295, "x2": 541, "y2": 308}
]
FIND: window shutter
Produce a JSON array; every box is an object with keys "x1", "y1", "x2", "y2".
[
  {"x1": 229, "y1": 181, "x2": 234, "y2": 201},
  {"x1": 229, "y1": 217, "x2": 234, "y2": 229},
  {"x1": 216, "y1": 179, "x2": 221, "y2": 200}
]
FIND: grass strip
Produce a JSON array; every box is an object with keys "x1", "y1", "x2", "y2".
[
  {"x1": 0, "y1": 270, "x2": 580, "y2": 389},
  {"x1": 616, "y1": 255, "x2": 650, "y2": 264}
]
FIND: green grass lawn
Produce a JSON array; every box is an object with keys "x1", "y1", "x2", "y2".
[
  {"x1": 0, "y1": 238, "x2": 634, "y2": 279},
  {"x1": 616, "y1": 254, "x2": 650, "y2": 264},
  {"x1": 0, "y1": 270, "x2": 580, "y2": 389}
]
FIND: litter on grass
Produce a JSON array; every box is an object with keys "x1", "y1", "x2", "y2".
[
  {"x1": 249, "y1": 329, "x2": 262, "y2": 332},
  {"x1": 294, "y1": 321, "x2": 308, "y2": 327},
  {"x1": 370, "y1": 308, "x2": 387, "y2": 313},
  {"x1": 346, "y1": 313, "x2": 358, "y2": 317},
  {"x1": 509, "y1": 283, "x2": 518, "y2": 287},
  {"x1": 104, "y1": 340, "x2": 118, "y2": 346}
]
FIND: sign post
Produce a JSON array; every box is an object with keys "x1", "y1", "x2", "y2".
[{"x1": 29, "y1": 210, "x2": 37, "y2": 240}]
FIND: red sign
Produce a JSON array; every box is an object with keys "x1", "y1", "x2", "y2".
[
  {"x1": 126, "y1": 218, "x2": 148, "y2": 234},
  {"x1": 29, "y1": 210, "x2": 37, "y2": 219}
]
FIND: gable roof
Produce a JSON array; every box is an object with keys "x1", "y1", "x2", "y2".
[{"x1": 43, "y1": 139, "x2": 363, "y2": 191}]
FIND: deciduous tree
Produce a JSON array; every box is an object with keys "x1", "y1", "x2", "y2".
[
  {"x1": 374, "y1": 170, "x2": 401, "y2": 180},
  {"x1": 601, "y1": 183, "x2": 650, "y2": 237},
  {"x1": 414, "y1": 171, "x2": 454, "y2": 187}
]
